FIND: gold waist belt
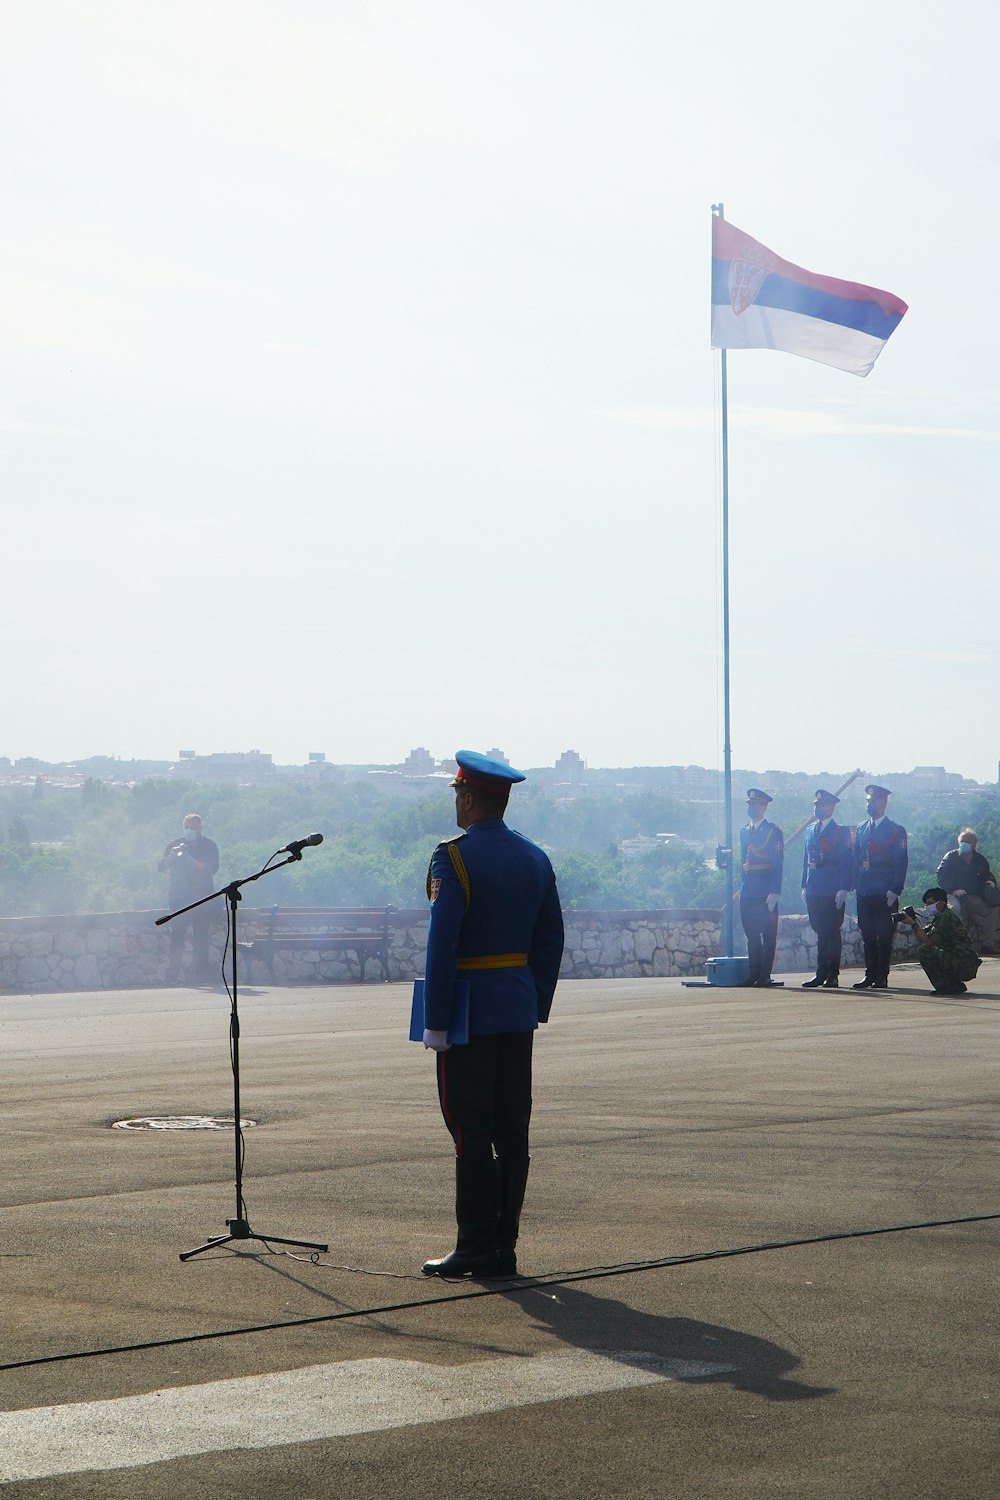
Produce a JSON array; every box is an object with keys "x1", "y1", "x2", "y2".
[{"x1": 456, "y1": 952, "x2": 529, "y2": 971}]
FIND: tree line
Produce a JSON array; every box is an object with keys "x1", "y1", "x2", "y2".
[{"x1": 0, "y1": 775, "x2": 996, "y2": 918}]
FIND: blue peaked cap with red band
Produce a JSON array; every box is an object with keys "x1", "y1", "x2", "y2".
[{"x1": 450, "y1": 749, "x2": 526, "y2": 794}]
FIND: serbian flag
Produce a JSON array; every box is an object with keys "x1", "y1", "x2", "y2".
[{"x1": 711, "y1": 217, "x2": 907, "y2": 378}]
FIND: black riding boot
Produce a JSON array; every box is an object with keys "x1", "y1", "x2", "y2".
[
  {"x1": 496, "y1": 1155, "x2": 530, "y2": 1276},
  {"x1": 422, "y1": 1157, "x2": 500, "y2": 1277}
]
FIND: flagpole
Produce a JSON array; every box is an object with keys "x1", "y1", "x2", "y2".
[
  {"x1": 714, "y1": 202, "x2": 735, "y2": 962},
  {"x1": 682, "y1": 200, "x2": 743, "y2": 987},
  {"x1": 693, "y1": 206, "x2": 905, "y2": 987}
]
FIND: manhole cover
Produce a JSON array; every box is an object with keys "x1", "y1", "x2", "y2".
[{"x1": 111, "y1": 1116, "x2": 257, "y2": 1131}]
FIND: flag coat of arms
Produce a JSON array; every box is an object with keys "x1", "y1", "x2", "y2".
[{"x1": 711, "y1": 217, "x2": 907, "y2": 377}]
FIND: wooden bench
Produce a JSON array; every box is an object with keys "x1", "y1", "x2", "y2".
[{"x1": 237, "y1": 906, "x2": 396, "y2": 983}]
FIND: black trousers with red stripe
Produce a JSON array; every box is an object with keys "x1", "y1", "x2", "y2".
[{"x1": 436, "y1": 1032, "x2": 533, "y2": 1164}]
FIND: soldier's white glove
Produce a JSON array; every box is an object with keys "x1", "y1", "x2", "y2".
[
  {"x1": 423, "y1": 1029, "x2": 451, "y2": 1052},
  {"x1": 766, "y1": 893, "x2": 778, "y2": 912},
  {"x1": 835, "y1": 890, "x2": 847, "y2": 909},
  {"x1": 887, "y1": 892, "x2": 899, "y2": 907},
  {"x1": 953, "y1": 888, "x2": 967, "y2": 898}
]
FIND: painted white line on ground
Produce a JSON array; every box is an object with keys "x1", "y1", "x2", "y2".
[{"x1": 0, "y1": 1350, "x2": 734, "y2": 1483}]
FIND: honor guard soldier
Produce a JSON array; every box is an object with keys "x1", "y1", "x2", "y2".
[
  {"x1": 853, "y1": 783, "x2": 908, "y2": 989},
  {"x1": 739, "y1": 789, "x2": 784, "y2": 987},
  {"x1": 420, "y1": 750, "x2": 564, "y2": 1279},
  {"x1": 800, "y1": 790, "x2": 853, "y2": 988}
]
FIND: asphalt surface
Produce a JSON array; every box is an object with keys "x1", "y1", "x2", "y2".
[{"x1": 1, "y1": 957, "x2": 998, "y2": 1498}]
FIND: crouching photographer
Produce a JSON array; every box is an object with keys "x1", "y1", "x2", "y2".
[{"x1": 894, "y1": 888, "x2": 981, "y2": 996}]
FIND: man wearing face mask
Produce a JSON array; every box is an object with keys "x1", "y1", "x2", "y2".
[
  {"x1": 800, "y1": 790, "x2": 854, "y2": 989},
  {"x1": 896, "y1": 888, "x2": 980, "y2": 995},
  {"x1": 852, "y1": 784, "x2": 908, "y2": 990},
  {"x1": 739, "y1": 788, "x2": 784, "y2": 987},
  {"x1": 935, "y1": 830, "x2": 999, "y2": 956},
  {"x1": 158, "y1": 812, "x2": 220, "y2": 983}
]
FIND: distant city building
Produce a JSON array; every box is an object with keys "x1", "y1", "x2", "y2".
[
  {"x1": 909, "y1": 765, "x2": 949, "y2": 792},
  {"x1": 554, "y1": 749, "x2": 586, "y2": 784},
  {"x1": 661, "y1": 765, "x2": 718, "y2": 800},
  {"x1": 619, "y1": 834, "x2": 661, "y2": 861},
  {"x1": 402, "y1": 747, "x2": 436, "y2": 774},
  {"x1": 619, "y1": 832, "x2": 689, "y2": 861},
  {"x1": 169, "y1": 750, "x2": 274, "y2": 783}
]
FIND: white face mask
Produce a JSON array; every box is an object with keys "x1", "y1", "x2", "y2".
[
  {"x1": 183, "y1": 827, "x2": 199, "y2": 842},
  {"x1": 959, "y1": 842, "x2": 973, "y2": 855},
  {"x1": 922, "y1": 904, "x2": 939, "y2": 919}
]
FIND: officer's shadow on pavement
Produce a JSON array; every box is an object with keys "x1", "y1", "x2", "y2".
[{"x1": 503, "y1": 1281, "x2": 835, "y2": 1402}]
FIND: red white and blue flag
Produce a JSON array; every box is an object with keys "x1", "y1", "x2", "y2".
[{"x1": 711, "y1": 217, "x2": 907, "y2": 377}]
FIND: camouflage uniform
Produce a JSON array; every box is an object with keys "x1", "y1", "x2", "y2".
[{"x1": 916, "y1": 907, "x2": 980, "y2": 993}]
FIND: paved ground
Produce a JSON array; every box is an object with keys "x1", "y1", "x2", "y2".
[{"x1": 1, "y1": 956, "x2": 998, "y2": 1498}]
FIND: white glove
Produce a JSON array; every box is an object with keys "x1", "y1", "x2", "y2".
[
  {"x1": 422, "y1": 1028, "x2": 451, "y2": 1052},
  {"x1": 886, "y1": 892, "x2": 899, "y2": 907},
  {"x1": 835, "y1": 890, "x2": 846, "y2": 909},
  {"x1": 766, "y1": 893, "x2": 778, "y2": 912},
  {"x1": 953, "y1": 888, "x2": 966, "y2": 898}
]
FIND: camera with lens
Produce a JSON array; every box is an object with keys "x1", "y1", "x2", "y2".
[{"x1": 891, "y1": 905, "x2": 916, "y2": 924}]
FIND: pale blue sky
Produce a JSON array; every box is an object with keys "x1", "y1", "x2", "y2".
[{"x1": 2, "y1": 2, "x2": 997, "y2": 780}]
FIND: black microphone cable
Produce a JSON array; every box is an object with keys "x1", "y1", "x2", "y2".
[{"x1": 2, "y1": 1207, "x2": 997, "y2": 1373}]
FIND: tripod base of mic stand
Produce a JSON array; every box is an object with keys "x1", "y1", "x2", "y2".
[{"x1": 179, "y1": 1217, "x2": 329, "y2": 1262}]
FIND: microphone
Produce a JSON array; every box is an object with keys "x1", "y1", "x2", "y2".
[{"x1": 283, "y1": 833, "x2": 324, "y2": 856}]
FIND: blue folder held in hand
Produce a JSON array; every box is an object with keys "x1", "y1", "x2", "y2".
[{"x1": 409, "y1": 978, "x2": 470, "y2": 1045}]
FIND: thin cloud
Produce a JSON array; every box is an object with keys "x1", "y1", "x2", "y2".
[
  {"x1": 259, "y1": 342, "x2": 329, "y2": 358},
  {"x1": 604, "y1": 406, "x2": 999, "y2": 441}
]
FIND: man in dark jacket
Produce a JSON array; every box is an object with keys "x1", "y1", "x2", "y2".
[
  {"x1": 936, "y1": 829, "x2": 999, "y2": 955},
  {"x1": 420, "y1": 750, "x2": 564, "y2": 1279},
  {"x1": 158, "y1": 813, "x2": 219, "y2": 983}
]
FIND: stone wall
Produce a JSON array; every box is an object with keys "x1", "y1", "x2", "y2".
[
  {"x1": 0, "y1": 906, "x2": 917, "y2": 993},
  {"x1": 557, "y1": 908, "x2": 915, "y2": 978}
]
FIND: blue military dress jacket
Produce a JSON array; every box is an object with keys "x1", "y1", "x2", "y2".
[
  {"x1": 853, "y1": 817, "x2": 908, "y2": 897},
  {"x1": 801, "y1": 820, "x2": 853, "y2": 897},
  {"x1": 739, "y1": 820, "x2": 784, "y2": 899},
  {"x1": 423, "y1": 819, "x2": 564, "y2": 1036}
]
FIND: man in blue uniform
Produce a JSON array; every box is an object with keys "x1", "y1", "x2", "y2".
[
  {"x1": 739, "y1": 789, "x2": 784, "y2": 987},
  {"x1": 420, "y1": 750, "x2": 564, "y2": 1279},
  {"x1": 800, "y1": 790, "x2": 853, "y2": 989},
  {"x1": 853, "y1": 783, "x2": 908, "y2": 990}
]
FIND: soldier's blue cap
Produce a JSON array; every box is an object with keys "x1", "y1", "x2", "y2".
[
  {"x1": 865, "y1": 783, "x2": 891, "y2": 798},
  {"x1": 746, "y1": 788, "x2": 772, "y2": 804},
  {"x1": 814, "y1": 789, "x2": 840, "y2": 804},
  {"x1": 451, "y1": 750, "x2": 526, "y2": 794}
]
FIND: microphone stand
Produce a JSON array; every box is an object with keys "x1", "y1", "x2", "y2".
[{"x1": 157, "y1": 848, "x2": 329, "y2": 1262}]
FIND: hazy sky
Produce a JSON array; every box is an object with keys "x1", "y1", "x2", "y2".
[{"x1": 2, "y1": 2, "x2": 998, "y2": 781}]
